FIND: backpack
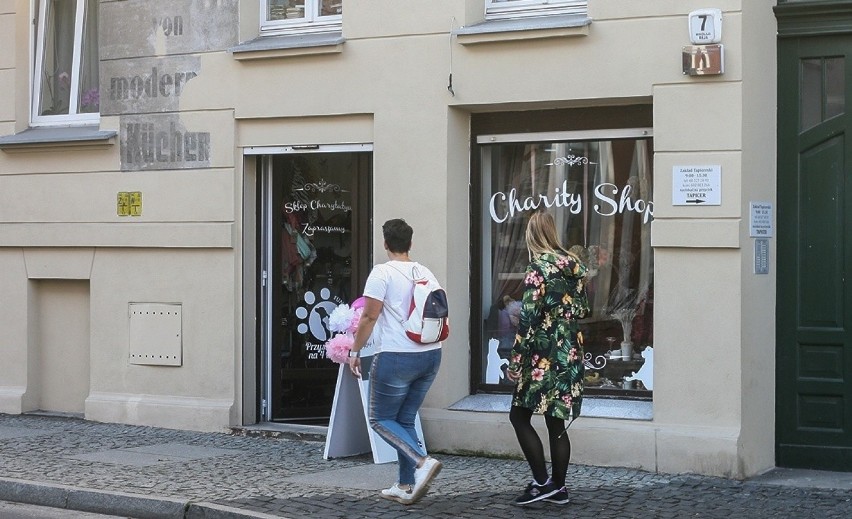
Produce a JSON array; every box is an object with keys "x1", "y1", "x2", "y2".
[{"x1": 385, "y1": 263, "x2": 450, "y2": 344}]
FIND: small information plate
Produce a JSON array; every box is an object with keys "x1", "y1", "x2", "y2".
[
  {"x1": 754, "y1": 238, "x2": 769, "y2": 275},
  {"x1": 749, "y1": 201, "x2": 773, "y2": 238},
  {"x1": 672, "y1": 165, "x2": 721, "y2": 205}
]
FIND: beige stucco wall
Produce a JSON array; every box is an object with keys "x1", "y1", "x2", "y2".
[
  {"x1": 0, "y1": 0, "x2": 778, "y2": 476},
  {"x1": 420, "y1": 0, "x2": 775, "y2": 478},
  {"x1": 737, "y1": 0, "x2": 778, "y2": 477},
  {"x1": 0, "y1": 0, "x2": 240, "y2": 431}
]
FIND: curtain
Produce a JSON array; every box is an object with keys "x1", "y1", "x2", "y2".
[
  {"x1": 78, "y1": 0, "x2": 99, "y2": 113},
  {"x1": 39, "y1": 0, "x2": 76, "y2": 116},
  {"x1": 489, "y1": 145, "x2": 532, "y2": 308}
]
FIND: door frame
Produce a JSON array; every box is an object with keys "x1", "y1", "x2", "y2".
[{"x1": 246, "y1": 143, "x2": 373, "y2": 422}]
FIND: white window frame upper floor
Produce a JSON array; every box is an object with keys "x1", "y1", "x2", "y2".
[
  {"x1": 485, "y1": 0, "x2": 586, "y2": 20},
  {"x1": 260, "y1": 0, "x2": 343, "y2": 36},
  {"x1": 31, "y1": 0, "x2": 99, "y2": 127}
]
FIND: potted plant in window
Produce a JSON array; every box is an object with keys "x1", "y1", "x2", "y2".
[{"x1": 608, "y1": 287, "x2": 639, "y2": 360}]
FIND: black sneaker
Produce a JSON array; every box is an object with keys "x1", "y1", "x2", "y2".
[
  {"x1": 513, "y1": 480, "x2": 560, "y2": 505},
  {"x1": 543, "y1": 486, "x2": 570, "y2": 504}
]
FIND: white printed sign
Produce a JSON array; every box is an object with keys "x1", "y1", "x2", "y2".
[
  {"x1": 672, "y1": 165, "x2": 721, "y2": 206},
  {"x1": 324, "y1": 347, "x2": 426, "y2": 464},
  {"x1": 749, "y1": 201, "x2": 773, "y2": 238}
]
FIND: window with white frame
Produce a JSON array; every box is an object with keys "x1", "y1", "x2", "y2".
[
  {"x1": 261, "y1": 0, "x2": 343, "y2": 35},
  {"x1": 485, "y1": 0, "x2": 586, "y2": 20},
  {"x1": 32, "y1": 0, "x2": 99, "y2": 125}
]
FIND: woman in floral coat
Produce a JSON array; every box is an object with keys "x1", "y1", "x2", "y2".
[{"x1": 506, "y1": 211, "x2": 589, "y2": 506}]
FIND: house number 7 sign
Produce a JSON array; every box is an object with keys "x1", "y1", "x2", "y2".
[{"x1": 688, "y1": 8, "x2": 722, "y2": 44}]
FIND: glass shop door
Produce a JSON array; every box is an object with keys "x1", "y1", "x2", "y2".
[{"x1": 259, "y1": 146, "x2": 372, "y2": 423}]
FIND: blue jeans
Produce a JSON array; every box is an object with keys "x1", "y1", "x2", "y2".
[{"x1": 368, "y1": 349, "x2": 442, "y2": 485}]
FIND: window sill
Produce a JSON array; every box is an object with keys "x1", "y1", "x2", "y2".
[
  {"x1": 448, "y1": 394, "x2": 652, "y2": 421},
  {"x1": 454, "y1": 14, "x2": 590, "y2": 45},
  {"x1": 0, "y1": 126, "x2": 117, "y2": 153},
  {"x1": 229, "y1": 31, "x2": 344, "y2": 61}
]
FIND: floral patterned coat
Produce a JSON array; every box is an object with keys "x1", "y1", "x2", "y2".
[{"x1": 507, "y1": 252, "x2": 590, "y2": 420}]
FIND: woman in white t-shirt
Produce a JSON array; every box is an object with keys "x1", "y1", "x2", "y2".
[{"x1": 347, "y1": 219, "x2": 443, "y2": 506}]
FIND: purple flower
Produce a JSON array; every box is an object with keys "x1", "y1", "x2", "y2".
[{"x1": 81, "y1": 88, "x2": 99, "y2": 110}]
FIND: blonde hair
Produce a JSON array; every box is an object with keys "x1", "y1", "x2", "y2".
[{"x1": 525, "y1": 211, "x2": 568, "y2": 257}]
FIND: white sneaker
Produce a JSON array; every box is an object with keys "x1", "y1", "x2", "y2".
[
  {"x1": 381, "y1": 483, "x2": 415, "y2": 505},
  {"x1": 411, "y1": 456, "x2": 442, "y2": 502}
]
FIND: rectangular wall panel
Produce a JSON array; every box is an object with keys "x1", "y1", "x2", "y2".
[{"x1": 128, "y1": 303, "x2": 182, "y2": 366}]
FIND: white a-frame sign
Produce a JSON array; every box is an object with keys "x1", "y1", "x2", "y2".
[{"x1": 323, "y1": 342, "x2": 426, "y2": 464}]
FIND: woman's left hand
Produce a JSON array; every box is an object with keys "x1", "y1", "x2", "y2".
[{"x1": 348, "y1": 356, "x2": 361, "y2": 378}]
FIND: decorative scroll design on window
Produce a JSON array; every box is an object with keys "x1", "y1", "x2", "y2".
[
  {"x1": 547, "y1": 154, "x2": 595, "y2": 167},
  {"x1": 583, "y1": 352, "x2": 607, "y2": 371},
  {"x1": 295, "y1": 179, "x2": 348, "y2": 193}
]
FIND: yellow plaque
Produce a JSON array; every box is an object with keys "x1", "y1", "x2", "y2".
[
  {"x1": 129, "y1": 191, "x2": 142, "y2": 216},
  {"x1": 117, "y1": 191, "x2": 142, "y2": 216},
  {"x1": 117, "y1": 192, "x2": 130, "y2": 216}
]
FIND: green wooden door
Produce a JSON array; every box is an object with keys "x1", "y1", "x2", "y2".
[{"x1": 777, "y1": 35, "x2": 852, "y2": 470}]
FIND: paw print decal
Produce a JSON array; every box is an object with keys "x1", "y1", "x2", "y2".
[{"x1": 295, "y1": 288, "x2": 339, "y2": 342}]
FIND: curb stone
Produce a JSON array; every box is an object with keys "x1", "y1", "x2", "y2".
[
  {"x1": 0, "y1": 478, "x2": 68, "y2": 510},
  {"x1": 186, "y1": 502, "x2": 292, "y2": 519},
  {"x1": 0, "y1": 478, "x2": 285, "y2": 519}
]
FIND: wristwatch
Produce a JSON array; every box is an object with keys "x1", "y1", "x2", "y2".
[{"x1": 348, "y1": 350, "x2": 360, "y2": 358}]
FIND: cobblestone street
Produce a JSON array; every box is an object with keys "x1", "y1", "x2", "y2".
[{"x1": 1, "y1": 414, "x2": 851, "y2": 518}]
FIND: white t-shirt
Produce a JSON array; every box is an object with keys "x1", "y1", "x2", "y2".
[{"x1": 363, "y1": 260, "x2": 443, "y2": 353}]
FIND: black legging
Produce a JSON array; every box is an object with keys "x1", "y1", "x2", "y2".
[{"x1": 509, "y1": 405, "x2": 572, "y2": 488}]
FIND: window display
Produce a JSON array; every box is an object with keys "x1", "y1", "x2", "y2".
[
  {"x1": 262, "y1": 0, "x2": 342, "y2": 33},
  {"x1": 478, "y1": 134, "x2": 654, "y2": 396},
  {"x1": 485, "y1": 0, "x2": 586, "y2": 19}
]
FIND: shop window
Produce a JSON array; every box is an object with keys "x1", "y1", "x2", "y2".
[
  {"x1": 476, "y1": 129, "x2": 654, "y2": 398},
  {"x1": 32, "y1": 0, "x2": 99, "y2": 126},
  {"x1": 261, "y1": 0, "x2": 343, "y2": 35},
  {"x1": 485, "y1": 0, "x2": 586, "y2": 20}
]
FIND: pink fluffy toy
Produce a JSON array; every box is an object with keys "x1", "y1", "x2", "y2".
[{"x1": 322, "y1": 297, "x2": 365, "y2": 363}]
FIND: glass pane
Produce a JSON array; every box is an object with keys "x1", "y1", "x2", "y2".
[
  {"x1": 38, "y1": 0, "x2": 77, "y2": 116},
  {"x1": 268, "y1": 0, "x2": 305, "y2": 21},
  {"x1": 481, "y1": 138, "x2": 654, "y2": 394},
  {"x1": 77, "y1": 0, "x2": 99, "y2": 114},
  {"x1": 801, "y1": 58, "x2": 822, "y2": 131},
  {"x1": 321, "y1": 0, "x2": 342, "y2": 16},
  {"x1": 825, "y1": 57, "x2": 845, "y2": 120},
  {"x1": 272, "y1": 154, "x2": 357, "y2": 420},
  {"x1": 490, "y1": 0, "x2": 564, "y2": 5}
]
